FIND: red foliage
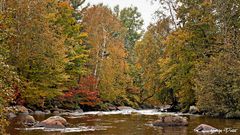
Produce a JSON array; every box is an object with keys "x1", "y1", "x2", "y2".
[
  {"x1": 13, "y1": 84, "x2": 25, "y2": 105},
  {"x1": 63, "y1": 76, "x2": 100, "y2": 107}
]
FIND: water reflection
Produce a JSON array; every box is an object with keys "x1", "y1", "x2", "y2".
[{"x1": 7, "y1": 110, "x2": 240, "y2": 135}]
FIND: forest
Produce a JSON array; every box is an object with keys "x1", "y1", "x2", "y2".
[{"x1": 1, "y1": 0, "x2": 240, "y2": 134}]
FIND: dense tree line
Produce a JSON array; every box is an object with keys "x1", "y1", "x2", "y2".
[
  {"x1": 149, "y1": 0, "x2": 240, "y2": 117},
  {"x1": 1, "y1": 0, "x2": 240, "y2": 133}
]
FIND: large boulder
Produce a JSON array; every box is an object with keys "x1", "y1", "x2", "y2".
[
  {"x1": 189, "y1": 106, "x2": 200, "y2": 114},
  {"x1": 18, "y1": 114, "x2": 36, "y2": 126},
  {"x1": 194, "y1": 124, "x2": 220, "y2": 133},
  {"x1": 152, "y1": 115, "x2": 188, "y2": 126},
  {"x1": 36, "y1": 116, "x2": 68, "y2": 128}
]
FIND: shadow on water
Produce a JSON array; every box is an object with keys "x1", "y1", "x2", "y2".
[{"x1": 7, "y1": 110, "x2": 240, "y2": 135}]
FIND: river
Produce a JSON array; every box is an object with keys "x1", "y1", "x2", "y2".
[{"x1": 7, "y1": 109, "x2": 240, "y2": 135}]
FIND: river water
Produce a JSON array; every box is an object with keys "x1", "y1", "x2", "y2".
[{"x1": 7, "y1": 109, "x2": 240, "y2": 135}]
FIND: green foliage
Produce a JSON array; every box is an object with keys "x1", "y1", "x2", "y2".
[
  {"x1": 195, "y1": 53, "x2": 240, "y2": 117},
  {"x1": 194, "y1": 0, "x2": 240, "y2": 116},
  {"x1": 55, "y1": 1, "x2": 89, "y2": 86},
  {"x1": 154, "y1": 0, "x2": 240, "y2": 115},
  {"x1": 119, "y1": 6, "x2": 144, "y2": 51},
  {"x1": 114, "y1": 95, "x2": 139, "y2": 108},
  {"x1": 133, "y1": 21, "x2": 166, "y2": 105},
  {"x1": 156, "y1": 0, "x2": 217, "y2": 110}
]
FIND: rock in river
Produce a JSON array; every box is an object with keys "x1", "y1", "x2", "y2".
[
  {"x1": 194, "y1": 124, "x2": 220, "y2": 133},
  {"x1": 53, "y1": 111, "x2": 60, "y2": 115},
  {"x1": 44, "y1": 110, "x2": 51, "y2": 114},
  {"x1": 34, "y1": 111, "x2": 45, "y2": 115},
  {"x1": 189, "y1": 106, "x2": 199, "y2": 114},
  {"x1": 109, "y1": 106, "x2": 117, "y2": 111},
  {"x1": 36, "y1": 116, "x2": 68, "y2": 128},
  {"x1": 73, "y1": 109, "x2": 84, "y2": 113},
  {"x1": 8, "y1": 112, "x2": 17, "y2": 119},
  {"x1": 18, "y1": 114, "x2": 36, "y2": 126},
  {"x1": 152, "y1": 115, "x2": 188, "y2": 126},
  {"x1": 117, "y1": 106, "x2": 135, "y2": 111}
]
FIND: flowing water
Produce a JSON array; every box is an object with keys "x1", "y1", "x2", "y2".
[{"x1": 7, "y1": 109, "x2": 240, "y2": 135}]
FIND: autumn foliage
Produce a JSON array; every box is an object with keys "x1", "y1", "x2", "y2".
[
  {"x1": 2, "y1": 2, "x2": 240, "y2": 134},
  {"x1": 61, "y1": 76, "x2": 100, "y2": 108}
]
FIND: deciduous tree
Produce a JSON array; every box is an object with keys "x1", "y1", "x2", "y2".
[{"x1": 83, "y1": 5, "x2": 129, "y2": 102}]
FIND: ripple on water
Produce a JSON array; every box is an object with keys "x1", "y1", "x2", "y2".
[{"x1": 15, "y1": 126, "x2": 112, "y2": 133}]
